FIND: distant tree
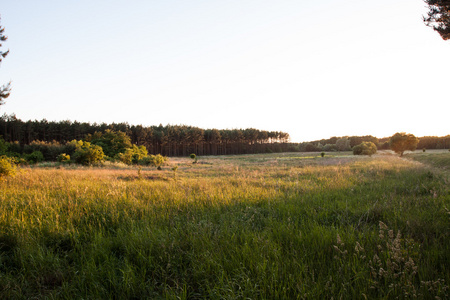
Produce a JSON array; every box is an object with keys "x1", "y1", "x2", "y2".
[
  {"x1": 323, "y1": 144, "x2": 337, "y2": 151},
  {"x1": 423, "y1": 0, "x2": 450, "y2": 40},
  {"x1": 301, "y1": 142, "x2": 321, "y2": 152},
  {"x1": 379, "y1": 141, "x2": 390, "y2": 150},
  {"x1": 352, "y1": 142, "x2": 377, "y2": 156},
  {"x1": 0, "y1": 16, "x2": 11, "y2": 105},
  {"x1": 417, "y1": 135, "x2": 450, "y2": 149},
  {"x1": 389, "y1": 133, "x2": 419, "y2": 156},
  {"x1": 335, "y1": 137, "x2": 351, "y2": 151}
]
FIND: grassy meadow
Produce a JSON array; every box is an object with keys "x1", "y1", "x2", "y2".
[{"x1": 0, "y1": 151, "x2": 449, "y2": 299}]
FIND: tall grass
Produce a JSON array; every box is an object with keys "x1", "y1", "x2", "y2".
[
  {"x1": 405, "y1": 150, "x2": 450, "y2": 173},
  {"x1": 0, "y1": 153, "x2": 448, "y2": 298}
]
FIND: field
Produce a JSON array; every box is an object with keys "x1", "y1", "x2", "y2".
[
  {"x1": 0, "y1": 151, "x2": 449, "y2": 299},
  {"x1": 405, "y1": 150, "x2": 450, "y2": 173}
]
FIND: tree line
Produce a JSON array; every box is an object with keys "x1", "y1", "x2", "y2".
[
  {"x1": 299, "y1": 134, "x2": 449, "y2": 152},
  {"x1": 298, "y1": 135, "x2": 380, "y2": 152},
  {"x1": 379, "y1": 135, "x2": 450, "y2": 150},
  {"x1": 2, "y1": 114, "x2": 449, "y2": 158},
  {"x1": 0, "y1": 114, "x2": 292, "y2": 156}
]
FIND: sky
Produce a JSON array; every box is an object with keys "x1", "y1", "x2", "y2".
[{"x1": 0, "y1": 0, "x2": 448, "y2": 142}]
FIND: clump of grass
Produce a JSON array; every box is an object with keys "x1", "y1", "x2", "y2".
[{"x1": 332, "y1": 221, "x2": 448, "y2": 299}]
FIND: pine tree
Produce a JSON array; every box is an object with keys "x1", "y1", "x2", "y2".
[
  {"x1": 423, "y1": 1, "x2": 450, "y2": 40},
  {"x1": 0, "y1": 16, "x2": 11, "y2": 105}
]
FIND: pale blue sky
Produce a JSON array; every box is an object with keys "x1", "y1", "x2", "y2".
[{"x1": 1, "y1": 0, "x2": 448, "y2": 142}]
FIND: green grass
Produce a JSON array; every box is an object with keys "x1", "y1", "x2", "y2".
[
  {"x1": 405, "y1": 150, "x2": 450, "y2": 173},
  {"x1": 0, "y1": 152, "x2": 449, "y2": 299}
]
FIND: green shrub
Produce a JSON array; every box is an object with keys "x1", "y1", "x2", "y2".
[
  {"x1": 25, "y1": 151, "x2": 44, "y2": 164},
  {"x1": 321, "y1": 152, "x2": 325, "y2": 157},
  {"x1": 70, "y1": 140, "x2": 105, "y2": 165},
  {"x1": 190, "y1": 153, "x2": 198, "y2": 163},
  {"x1": 24, "y1": 140, "x2": 72, "y2": 161},
  {"x1": 118, "y1": 145, "x2": 148, "y2": 165},
  {"x1": 86, "y1": 130, "x2": 132, "y2": 158},
  {"x1": 353, "y1": 141, "x2": 377, "y2": 156},
  {"x1": 137, "y1": 156, "x2": 153, "y2": 166},
  {"x1": 7, "y1": 141, "x2": 22, "y2": 155},
  {"x1": 154, "y1": 154, "x2": 167, "y2": 169},
  {"x1": 138, "y1": 154, "x2": 168, "y2": 169},
  {"x1": 0, "y1": 155, "x2": 17, "y2": 180},
  {"x1": 0, "y1": 138, "x2": 8, "y2": 155}
]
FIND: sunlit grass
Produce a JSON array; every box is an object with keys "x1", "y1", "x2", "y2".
[
  {"x1": 405, "y1": 150, "x2": 450, "y2": 175},
  {"x1": 0, "y1": 153, "x2": 449, "y2": 298}
]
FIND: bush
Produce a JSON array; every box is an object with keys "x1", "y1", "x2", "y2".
[
  {"x1": 190, "y1": 153, "x2": 198, "y2": 163},
  {"x1": 0, "y1": 155, "x2": 17, "y2": 180},
  {"x1": 86, "y1": 130, "x2": 132, "y2": 158},
  {"x1": 137, "y1": 156, "x2": 154, "y2": 166},
  {"x1": 138, "y1": 154, "x2": 168, "y2": 169},
  {"x1": 69, "y1": 140, "x2": 105, "y2": 165},
  {"x1": 7, "y1": 141, "x2": 22, "y2": 155},
  {"x1": 118, "y1": 145, "x2": 148, "y2": 165},
  {"x1": 25, "y1": 151, "x2": 45, "y2": 164},
  {"x1": 353, "y1": 141, "x2": 377, "y2": 156},
  {"x1": 24, "y1": 140, "x2": 71, "y2": 161},
  {"x1": 57, "y1": 153, "x2": 71, "y2": 163},
  {"x1": 0, "y1": 138, "x2": 8, "y2": 155},
  {"x1": 152, "y1": 154, "x2": 168, "y2": 169}
]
